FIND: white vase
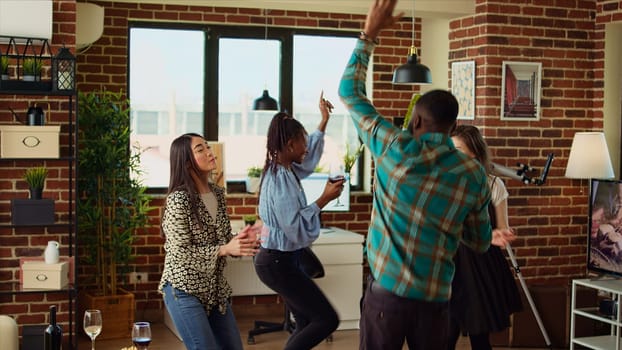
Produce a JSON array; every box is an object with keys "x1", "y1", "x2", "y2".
[{"x1": 44, "y1": 240, "x2": 60, "y2": 264}]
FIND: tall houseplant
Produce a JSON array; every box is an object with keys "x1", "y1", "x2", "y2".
[{"x1": 77, "y1": 90, "x2": 151, "y2": 297}]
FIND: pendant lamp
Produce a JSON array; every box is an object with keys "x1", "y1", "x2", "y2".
[
  {"x1": 392, "y1": 0, "x2": 431, "y2": 85},
  {"x1": 253, "y1": 9, "x2": 279, "y2": 111}
]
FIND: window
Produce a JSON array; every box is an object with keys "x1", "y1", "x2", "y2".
[
  {"x1": 129, "y1": 24, "x2": 363, "y2": 190},
  {"x1": 129, "y1": 27, "x2": 205, "y2": 188}
]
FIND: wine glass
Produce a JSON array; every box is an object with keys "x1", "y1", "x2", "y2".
[
  {"x1": 132, "y1": 321, "x2": 152, "y2": 350},
  {"x1": 83, "y1": 309, "x2": 102, "y2": 350},
  {"x1": 328, "y1": 163, "x2": 346, "y2": 207}
]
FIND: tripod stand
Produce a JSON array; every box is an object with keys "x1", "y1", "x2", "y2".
[{"x1": 505, "y1": 243, "x2": 552, "y2": 348}]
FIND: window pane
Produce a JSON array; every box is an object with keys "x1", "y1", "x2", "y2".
[
  {"x1": 129, "y1": 27, "x2": 205, "y2": 188},
  {"x1": 218, "y1": 38, "x2": 280, "y2": 181},
  {"x1": 293, "y1": 35, "x2": 360, "y2": 185}
]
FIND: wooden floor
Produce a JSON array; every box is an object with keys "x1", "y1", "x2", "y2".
[{"x1": 78, "y1": 306, "x2": 556, "y2": 350}]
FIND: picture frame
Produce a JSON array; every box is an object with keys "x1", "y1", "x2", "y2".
[
  {"x1": 500, "y1": 61, "x2": 542, "y2": 121},
  {"x1": 451, "y1": 60, "x2": 476, "y2": 120}
]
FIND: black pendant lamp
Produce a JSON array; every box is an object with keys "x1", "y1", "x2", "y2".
[
  {"x1": 253, "y1": 89, "x2": 278, "y2": 110},
  {"x1": 392, "y1": 0, "x2": 432, "y2": 85},
  {"x1": 253, "y1": 9, "x2": 279, "y2": 111}
]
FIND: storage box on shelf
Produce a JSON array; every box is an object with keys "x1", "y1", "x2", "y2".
[
  {"x1": 0, "y1": 125, "x2": 60, "y2": 158},
  {"x1": 10, "y1": 198, "x2": 55, "y2": 225},
  {"x1": 21, "y1": 261, "x2": 69, "y2": 290}
]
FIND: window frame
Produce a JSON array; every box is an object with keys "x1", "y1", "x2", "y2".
[{"x1": 128, "y1": 21, "x2": 364, "y2": 193}]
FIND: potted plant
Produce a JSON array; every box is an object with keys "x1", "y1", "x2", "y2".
[
  {"x1": 343, "y1": 143, "x2": 364, "y2": 174},
  {"x1": 11, "y1": 166, "x2": 54, "y2": 225},
  {"x1": 23, "y1": 166, "x2": 48, "y2": 199},
  {"x1": 246, "y1": 165, "x2": 262, "y2": 193},
  {"x1": 243, "y1": 214, "x2": 257, "y2": 226},
  {"x1": 77, "y1": 90, "x2": 152, "y2": 339},
  {"x1": 1, "y1": 56, "x2": 9, "y2": 80},
  {"x1": 22, "y1": 58, "x2": 42, "y2": 81}
]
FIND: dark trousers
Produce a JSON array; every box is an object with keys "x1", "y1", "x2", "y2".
[
  {"x1": 253, "y1": 247, "x2": 339, "y2": 350},
  {"x1": 359, "y1": 276, "x2": 449, "y2": 350},
  {"x1": 447, "y1": 316, "x2": 491, "y2": 350}
]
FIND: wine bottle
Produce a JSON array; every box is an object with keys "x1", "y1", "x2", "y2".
[{"x1": 44, "y1": 305, "x2": 62, "y2": 350}]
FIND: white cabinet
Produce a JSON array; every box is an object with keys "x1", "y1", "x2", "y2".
[
  {"x1": 311, "y1": 227, "x2": 364, "y2": 330},
  {"x1": 570, "y1": 278, "x2": 622, "y2": 349}
]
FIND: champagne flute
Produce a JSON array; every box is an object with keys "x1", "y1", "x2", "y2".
[
  {"x1": 329, "y1": 163, "x2": 346, "y2": 207},
  {"x1": 132, "y1": 321, "x2": 152, "y2": 350},
  {"x1": 83, "y1": 309, "x2": 102, "y2": 350}
]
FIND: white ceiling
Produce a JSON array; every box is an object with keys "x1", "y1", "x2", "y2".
[{"x1": 95, "y1": 0, "x2": 476, "y2": 19}]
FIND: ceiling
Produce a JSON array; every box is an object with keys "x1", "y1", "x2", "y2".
[{"x1": 96, "y1": 0, "x2": 476, "y2": 19}]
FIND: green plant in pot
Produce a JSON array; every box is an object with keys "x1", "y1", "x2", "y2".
[
  {"x1": 1, "y1": 56, "x2": 9, "y2": 79},
  {"x1": 77, "y1": 90, "x2": 152, "y2": 299},
  {"x1": 23, "y1": 166, "x2": 48, "y2": 199},
  {"x1": 246, "y1": 165, "x2": 262, "y2": 193},
  {"x1": 343, "y1": 143, "x2": 364, "y2": 174},
  {"x1": 22, "y1": 57, "x2": 42, "y2": 81}
]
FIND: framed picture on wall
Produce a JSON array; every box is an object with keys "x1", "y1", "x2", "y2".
[
  {"x1": 451, "y1": 60, "x2": 476, "y2": 120},
  {"x1": 501, "y1": 61, "x2": 542, "y2": 121}
]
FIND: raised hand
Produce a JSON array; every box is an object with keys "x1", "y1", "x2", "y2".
[{"x1": 363, "y1": 0, "x2": 404, "y2": 40}]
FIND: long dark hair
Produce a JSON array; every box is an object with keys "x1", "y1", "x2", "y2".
[
  {"x1": 450, "y1": 125, "x2": 492, "y2": 174},
  {"x1": 262, "y1": 112, "x2": 307, "y2": 179},
  {"x1": 162, "y1": 133, "x2": 206, "y2": 236}
]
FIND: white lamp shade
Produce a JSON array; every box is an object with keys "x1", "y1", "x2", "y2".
[{"x1": 565, "y1": 132, "x2": 615, "y2": 179}]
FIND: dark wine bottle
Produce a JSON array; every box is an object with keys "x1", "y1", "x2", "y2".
[{"x1": 44, "y1": 305, "x2": 62, "y2": 350}]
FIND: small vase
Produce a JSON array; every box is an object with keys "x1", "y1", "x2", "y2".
[
  {"x1": 29, "y1": 187, "x2": 43, "y2": 200},
  {"x1": 23, "y1": 75, "x2": 35, "y2": 82},
  {"x1": 44, "y1": 241, "x2": 60, "y2": 264}
]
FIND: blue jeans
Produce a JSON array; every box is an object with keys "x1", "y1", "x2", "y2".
[{"x1": 162, "y1": 283, "x2": 243, "y2": 350}]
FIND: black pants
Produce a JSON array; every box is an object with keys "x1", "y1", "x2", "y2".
[
  {"x1": 253, "y1": 247, "x2": 339, "y2": 350},
  {"x1": 359, "y1": 276, "x2": 449, "y2": 350}
]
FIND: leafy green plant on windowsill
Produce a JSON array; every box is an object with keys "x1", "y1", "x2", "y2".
[{"x1": 343, "y1": 143, "x2": 364, "y2": 174}]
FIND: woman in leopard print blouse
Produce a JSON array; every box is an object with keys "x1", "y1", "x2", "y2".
[{"x1": 159, "y1": 133, "x2": 260, "y2": 350}]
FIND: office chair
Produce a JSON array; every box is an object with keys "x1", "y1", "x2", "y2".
[{"x1": 247, "y1": 248, "x2": 330, "y2": 345}]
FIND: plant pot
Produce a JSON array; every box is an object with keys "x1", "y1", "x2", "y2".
[
  {"x1": 22, "y1": 75, "x2": 35, "y2": 82},
  {"x1": 29, "y1": 187, "x2": 43, "y2": 200},
  {"x1": 10, "y1": 198, "x2": 54, "y2": 225},
  {"x1": 1, "y1": 74, "x2": 8, "y2": 80},
  {"x1": 79, "y1": 288, "x2": 135, "y2": 340},
  {"x1": 246, "y1": 177, "x2": 260, "y2": 193}
]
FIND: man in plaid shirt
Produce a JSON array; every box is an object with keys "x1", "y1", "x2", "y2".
[{"x1": 339, "y1": 1, "x2": 513, "y2": 348}]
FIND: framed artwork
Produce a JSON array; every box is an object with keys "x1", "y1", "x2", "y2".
[
  {"x1": 501, "y1": 61, "x2": 542, "y2": 121},
  {"x1": 451, "y1": 60, "x2": 475, "y2": 120}
]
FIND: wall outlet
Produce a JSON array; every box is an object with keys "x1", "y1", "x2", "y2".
[{"x1": 129, "y1": 272, "x2": 148, "y2": 284}]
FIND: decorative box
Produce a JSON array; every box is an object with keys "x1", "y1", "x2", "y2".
[
  {"x1": 11, "y1": 198, "x2": 55, "y2": 225},
  {"x1": 0, "y1": 125, "x2": 60, "y2": 158},
  {"x1": 21, "y1": 261, "x2": 68, "y2": 290}
]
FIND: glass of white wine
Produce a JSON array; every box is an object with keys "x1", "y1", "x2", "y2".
[
  {"x1": 132, "y1": 321, "x2": 152, "y2": 350},
  {"x1": 83, "y1": 309, "x2": 102, "y2": 350}
]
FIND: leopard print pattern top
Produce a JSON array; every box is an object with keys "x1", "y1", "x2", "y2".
[{"x1": 158, "y1": 186, "x2": 233, "y2": 314}]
